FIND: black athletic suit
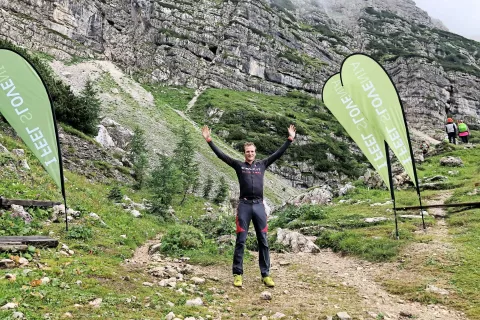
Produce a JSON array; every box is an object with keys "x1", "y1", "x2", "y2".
[{"x1": 207, "y1": 138, "x2": 293, "y2": 277}]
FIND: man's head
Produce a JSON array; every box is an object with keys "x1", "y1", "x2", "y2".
[{"x1": 244, "y1": 142, "x2": 256, "y2": 163}]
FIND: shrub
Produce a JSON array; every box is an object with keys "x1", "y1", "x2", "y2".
[
  {"x1": 0, "y1": 212, "x2": 37, "y2": 236},
  {"x1": 213, "y1": 176, "x2": 229, "y2": 205},
  {"x1": 160, "y1": 225, "x2": 205, "y2": 254},
  {"x1": 191, "y1": 213, "x2": 235, "y2": 238},
  {"x1": 203, "y1": 175, "x2": 214, "y2": 199},
  {"x1": 270, "y1": 204, "x2": 327, "y2": 229},
  {"x1": 107, "y1": 186, "x2": 123, "y2": 202},
  {"x1": 67, "y1": 225, "x2": 93, "y2": 240}
]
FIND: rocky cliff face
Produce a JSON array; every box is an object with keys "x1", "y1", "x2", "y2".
[
  {"x1": 1, "y1": 0, "x2": 480, "y2": 195},
  {"x1": 1, "y1": 0, "x2": 479, "y2": 134}
]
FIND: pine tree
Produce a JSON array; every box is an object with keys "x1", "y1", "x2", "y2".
[
  {"x1": 203, "y1": 175, "x2": 214, "y2": 199},
  {"x1": 213, "y1": 176, "x2": 229, "y2": 205},
  {"x1": 73, "y1": 80, "x2": 101, "y2": 135},
  {"x1": 174, "y1": 125, "x2": 199, "y2": 205},
  {"x1": 128, "y1": 126, "x2": 148, "y2": 189},
  {"x1": 149, "y1": 155, "x2": 181, "y2": 217}
]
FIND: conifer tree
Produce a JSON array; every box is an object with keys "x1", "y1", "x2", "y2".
[
  {"x1": 174, "y1": 125, "x2": 199, "y2": 204},
  {"x1": 128, "y1": 126, "x2": 148, "y2": 189}
]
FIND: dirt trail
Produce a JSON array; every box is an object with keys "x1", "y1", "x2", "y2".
[{"x1": 129, "y1": 191, "x2": 467, "y2": 320}]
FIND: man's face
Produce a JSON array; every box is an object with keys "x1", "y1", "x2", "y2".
[{"x1": 244, "y1": 145, "x2": 256, "y2": 163}]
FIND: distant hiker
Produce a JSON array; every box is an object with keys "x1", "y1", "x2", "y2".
[
  {"x1": 445, "y1": 118, "x2": 457, "y2": 144},
  {"x1": 457, "y1": 120, "x2": 470, "y2": 143},
  {"x1": 420, "y1": 140, "x2": 430, "y2": 157},
  {"x1": 202, "y1": 124, "x2": 296, "y2": 288}
]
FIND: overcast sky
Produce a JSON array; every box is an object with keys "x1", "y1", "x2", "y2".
[{"x1": 414, "y1": 0, "x2": 480, "y2": 41}]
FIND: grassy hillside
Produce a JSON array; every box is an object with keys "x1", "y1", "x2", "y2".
[
  {"x1": 2, "y1": 77, "x2": 480, "y2": 318},
  {"x1": 186, "y1": 88, "x2": 367, "y2": 179}
]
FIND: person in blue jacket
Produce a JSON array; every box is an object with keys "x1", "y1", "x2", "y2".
[{"x1": 202, "y1": 124, "x2": 296, "y2": 288}]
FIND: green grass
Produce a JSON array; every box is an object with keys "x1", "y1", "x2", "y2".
[
  {"x1": 187, "y1": 87, "x2": 365, "y2": 177},
  {"x1": 144, "y1": 84, "x2": 196, "y2": 112},
  {"x1": 2, "y1": 82, "x2": 480, "y2": 318}
]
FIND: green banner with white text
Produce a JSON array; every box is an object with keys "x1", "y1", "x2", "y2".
[
  {"x1": 340, "y1": 54, "x2": 416, "y2": 186},
  {"x1": 0, "y1": 49, "x2": 61, "y2": 189},
  {"x1": 323, "y1": 74, "x2": 390, "y2": 188}
]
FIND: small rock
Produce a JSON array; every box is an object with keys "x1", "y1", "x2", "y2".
[
  {"x1": 12, "y1": 311, "x2": 24, "y2": 319},
  {"x1": 143, "y1": 282, "x2": 154, "y2": 287},
  {"x1": 185, "y1": 297, "x2": 203, "y2": 306},
  {"x1": 1, "y1": 302, "x2": 18, "y2": 309},
  {"x1": 0, "y1": 259, "x2": 15, "y2": 269},
  {"x1": 5, "y1": 274, "x2": 16, "y2": 281},
  {"x1": 62, "y1": 312, "x2": 73, "y2": 318},
  {"x1": 260, "y1": 291, "x2": 272, "y2": 300},
  {"x1": 88, "y1": 298, "x2": 102, "y2": 308},
  {"x1": 191, "y1": 277, "x2": 205, "y2": 284},
  {"x1": 426, "y1": 285, "x2": 450, "y2": 295},
  {"x1": 335, "y1": 312, "x2": 351, "y2": 320},
  {"x1": 165, "y1": 312, "x2": 175, "y2": 320},
  {"x1": 272, "y1": 312, "x2": 286, "y2": 318}
]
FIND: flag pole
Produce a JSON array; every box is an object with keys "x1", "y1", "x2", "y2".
[{"x1": 385, "y1": 142, "x2": 399, "y2": 240}]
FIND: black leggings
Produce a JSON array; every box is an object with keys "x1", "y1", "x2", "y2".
[
  {"x1": 233, "y1": 200, "x2": 270, "y2": 277},
  {"x1": 448, "y1": 132, "x2": 456, "y2": 144}
]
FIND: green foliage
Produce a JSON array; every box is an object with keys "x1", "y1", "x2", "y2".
[
  {"x1": 189, "y1": 88, "x2": 364, "y2": 178},
  {"x1": 202, "y1": 175, "x2": 214, "y2": 199},
  {"x1": 128, "y1": 126, "x2": 148, "y2": 189},
  {"x1": 0, "y1": 39, "x2": 100, "y2": 135},
  {"x1": 174, "y1": 125, "x2": 200, "y2": 204},
  {"x1": 270, "y1": 205, "x2": 327, "y2": 229},
  {"x1": 0, "y1": 212, "x2": 36, "y2": 236},
  {"x1": 107, "y1": 186, "x2": 123, "y2": 202},
  {"x1": 66, "y1": 225, "x2": 93, "y2": 240},
  {"x1": 270, "y1": 0, "x2": 295, "y2": 11},
  {"x1": 190, "y1": 213, "x2": 235, "y2": 238},
  {"x1": 148, "y1": 155, "x2": 182, "y2": 217},
  {"x1": 55, "y1": 80, "x2": 101, "y2": 135},
  {"x1": 316, "y1": 230, "x2": 402, "y2": 262},
  {"x1": 213, "y1": 176, "x2": 229, "y2": 205},
  {"x1": 160, "y1": 225, "x2": 205, "y2": 254},
  {"x1": 361, "y1": 7, "x2": 480, "y2": 77}
]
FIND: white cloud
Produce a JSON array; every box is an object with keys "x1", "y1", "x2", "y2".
[{"x1": 414, "y1": 0, "x2": 480, "y2": 40}]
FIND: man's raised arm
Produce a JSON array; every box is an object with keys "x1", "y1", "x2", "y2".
[
  {"x1": 264, "y1": 124, "x2": 296, "y2": 167},
  {"x1": 202, "y1": 125, "x2": 235, "y2": 166}
]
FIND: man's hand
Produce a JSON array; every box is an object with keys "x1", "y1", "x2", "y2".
[
  {"x1": 288, "y1": 124, "x2": 296, "y2": 139},
  {"x1": 202, "y1": 125, "x2": 211, "y2": 141}
]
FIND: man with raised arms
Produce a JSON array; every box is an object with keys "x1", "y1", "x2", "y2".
[{"x1": 202, "y1": 124, "x2": 296, "y2": 288}]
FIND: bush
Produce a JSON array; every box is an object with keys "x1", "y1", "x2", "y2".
[
  {"x1": 0, "y1": 212, "x2": 37, "y2": 236},
  {"x1": 315, "y1": 230, "x2": 401, "y2": 262},
  {"x1": 67, "y1": 225, "x2": 93, "y2": 240},
  {"x1": 270, "y1": 204, "x2": 327, "y2": 229},
  {"x1": 160, "y1": 225, "x2": 205, "y2": 254},
  {"x1": 191, "y1": 213, "x2": 235, "y2": 238},
  {"x1": 213, "y1": 176, "x2": 229, "y2": 205},
  {"x1": 107, "y1": 186, "x2": 123, "y2": 202}
]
